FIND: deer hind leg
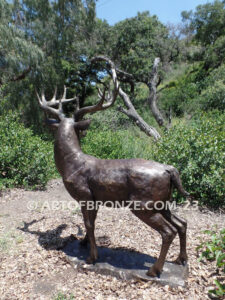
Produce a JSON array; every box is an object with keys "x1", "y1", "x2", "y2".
[
  {"x1": 81, "y1": 205, "x2": 98, "y2": 264},
  {"x1": 132, "y1": 208, "x2": 177, "y2": 277},
  {"x1": 162, "y1": 209, "x2": 187, "y2": 265}
]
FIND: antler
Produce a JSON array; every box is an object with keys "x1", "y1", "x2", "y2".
[
  {"x1": 74, "y1": 56, "x2": 119, "y2": 121},
  {"x1": 36, "y1": 86, "x2": 78, "y2": 120}
]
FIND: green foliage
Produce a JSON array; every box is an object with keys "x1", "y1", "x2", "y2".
[
  {"x1": 85, "y1": 105, "x2": 130, "y2": 132},
  {"x1": 82, "y1": 126, "x2": 156, "y2": 160},
  {"x1": 204, "y1": 35, "x2": 225, "y2": 69},
  {"x1": 81, "y1": 129, "x2": 127, "y2": 159},
  {"x1": 110, "y1": 12, "x2": 170, "y2": 82},
  {"x1": 199, "y1": 80, "x2": 225, "y2": 111},
  {"x1": 196, "y1": 64, "x2": 225, "y2": 113},
  {"x1": 54, "y1": 292, "x2": 75, "y2": 300},
  {"x1": 159, "y1": 62, "x2": 225, "y2": 115},
  {"x1": 0, "y1": 0, "x2": 44, "y2": 85},
  {"x1": 0, "y1": 112, "x2": 57, "y2": 190},
  {"x1": 0, "y1": 0, "x2": 98, "y2": 131},
  {"x1": 182, "y1": 0, "x2": 225, "y2": 46},
  {"x1": 159, "y1": 63, "x2": 205, "y2": 116},
  {"x1": 182, "y1": 1, "x2": 225, "y2": 69},
  {"x1": 151, "y1": 111, "x2": 225, "y2": 208},
  {"x1": 197, "y1": 228, "x2": 225, "y2": 297},
  {"x1": 197, "y1": 229, "x2": 225, "y2": 268},
  {"x1": 194, "y1": 0, "x2": 225, "y2": 46}
]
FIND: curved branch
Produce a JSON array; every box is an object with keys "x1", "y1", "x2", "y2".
[
  {"x1": 118, "y1": 87, "x2": 161, "y2": 140},
  {"x1": 147, "y1": 58, "x2": 166, "y2": 128},
  {"x1": 91, "y1": 56, "x2": 161, "y2": 140}
]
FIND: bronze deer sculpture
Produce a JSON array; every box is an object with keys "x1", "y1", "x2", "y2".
[{"x1": 37, "y1": 59, "x2": 189, "y2": 278}]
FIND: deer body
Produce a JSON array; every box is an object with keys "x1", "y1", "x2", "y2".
[
  {"x1": 51, "y1": 118, "x2": 189, "y2": 277},
  {"x1": 37, "y1": 58, "x2": 189, "y2": 278},
  {"x1": 55, "y1": 119, "x2": 177, "y2": 205}
]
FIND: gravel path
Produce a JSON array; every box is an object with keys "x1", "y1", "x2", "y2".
[{"x1": 0, "y1": 179, "x2": 224, "y2": 300}]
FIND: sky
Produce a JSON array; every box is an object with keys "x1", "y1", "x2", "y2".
[{"x1": 96, "y1": 0, "x2": 210, "y2": 25}]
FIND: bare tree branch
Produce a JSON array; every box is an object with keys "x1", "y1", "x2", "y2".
[
  {"x1": 91, "y1": 55, "x2": 161, "y2": 140},
  {"x1": 118, "y1": 87, "x2": 161, "y2": 140},
  {"x1": 0, "y1": 67, "x2": 31, "y2": 87},
  {"x1": 11, "y1": 66, "x2": 31, "y2": 82},
  {"x1": 147, "y1": 58, "x2": 166, "y2": 128}
]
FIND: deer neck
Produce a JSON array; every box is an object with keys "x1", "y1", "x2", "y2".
[{"x1": 54, "y1": 119, "x2": 84, "y2": 177}]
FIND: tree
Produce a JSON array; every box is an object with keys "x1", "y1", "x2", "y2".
[
  {"x1": 100, "y1": 12, "x2": 174, "y2": 128},
  {"x1": 191, "y1": 0, "x2": 224, "y2": 45},
  {"x1": 0, "y1": 0, "x2": 43, "y2": 87},
  {"x1": 181, "y1": 0, "x2": 225, "y2": 68},
  {"x1": 0, "y1": 0, "x2": 98, "y2": 130},
  {"x1": 109, "y1": 12, "x2": 170, "y2": 83}
]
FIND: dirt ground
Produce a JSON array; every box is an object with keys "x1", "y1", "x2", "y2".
[{"x1": 0, "y1": 179, "x2": 224, "y2": 300}]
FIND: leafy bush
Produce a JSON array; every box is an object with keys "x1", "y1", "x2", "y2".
[
  {"x1": 204, "y1": 35, "x2": 225, "y2": 69},
  {"x1": 0, "y1": 112, "x2": 57, "y2": 190},
  {"x1": 54, "y1": 292, "x2": 75, "y2": 300},
  {"x1": 159, "y1": 62, "x2": 225, "y2": 115},
  {"x1": 199, "y1": 80, "x2": 225, "y2": 111},
  {"x1": 151, "y1": 111, "x2": 225, "y2": 208},
  {"x1": 198, "y1": 64, "x2": 225, "y2": 111},
  {"x1": 158, "y1": 63, "x2": 205, "y2": 116},
  {"x1": 81, "y1": 129, "x2": 128, "y2": 159},
  {"x1": 82, "y1": 126, "x2": 156, "y2": 160},
  {"x1": 197, "y1": 228, "x2": 225, "y2": 298}
]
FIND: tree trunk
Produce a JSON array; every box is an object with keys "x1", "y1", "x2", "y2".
[
  {"x1": 118, "y1": 87, "x2": 161, "y2": 140},
  {"x1": 147, "y1": 58, "x2": 166, "y2": 128}
]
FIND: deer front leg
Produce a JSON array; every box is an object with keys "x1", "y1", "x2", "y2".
[
  {"x1": 80, "y1": 233, "x2": 88, "y2": 247},
  {"x1": 81, "y1": 206, "x2": 98, "y2": 264},
  {"x1": 132, "y1": 209, "x2": 177, "y2": 277}
]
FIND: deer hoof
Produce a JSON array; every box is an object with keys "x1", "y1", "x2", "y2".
[
  {"x1": 80, "y1": 237, "x2": 88, "y2": 247},
  {"x1": 147, "y1": 266, "x2": 161, "y2": 278},
  {"x1": 86, "y1": 256, "x2": 96, "y2": 264},
  {"x1": 174, "y1": 256, "x2": 187, "y2": 266}
]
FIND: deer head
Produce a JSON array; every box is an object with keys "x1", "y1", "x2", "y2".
[{"x1": 36, "y1": 58, "x2": 119, "y2": 135}]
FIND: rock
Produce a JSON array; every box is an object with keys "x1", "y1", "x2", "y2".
[{"x1": 63, "y1": 240, "x2": 188, "y2": 288}]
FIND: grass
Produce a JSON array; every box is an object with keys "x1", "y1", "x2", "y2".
[
  {"x1": 54, "y1": 292, "x2": 75, "y2": 300},
  {"x1": 0, "y1": 230, "x2": 24, "y2": 252},
  {"x1": 0, "y1": 236, "x2": 9, "y2": 252}
]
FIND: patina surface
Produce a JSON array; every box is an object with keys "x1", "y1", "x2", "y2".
[{"x1": 37, "y1": 84, "x2": 189, "y2": 278}]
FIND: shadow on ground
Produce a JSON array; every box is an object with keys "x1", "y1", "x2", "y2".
[
  {"x1": 18, "y1": 218, "x2": 156, "y2": 270},
  {"x1": 18, "y1": 218, "x2": 188, "y2": 287}
]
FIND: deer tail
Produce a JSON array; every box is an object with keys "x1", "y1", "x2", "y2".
[{"x1": 167, "y1": 166, "x2": 190, "y2": 198}]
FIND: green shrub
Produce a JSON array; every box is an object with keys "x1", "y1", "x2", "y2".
[
  {"x1": 54, "y1": 292, "x2": 75, "y2": 300},
  {"x1": 199, "y1": 80, "x2": 225, "y2": 110},
  {"x1": 206, "y1": 64, "x2": 225, "y2": 84},
  {"x1": 204, "y1": 35, "x2": 225, "y2": 70},
  {"x1": 158, "y1": 63, "x2": 205, "y2": 116},
  {"x1": 197, "y1": 228, "x2": 225, "y2": 298},
  {"x1": 81, "y1": 129, "x2": 128, "y2": 159},
  {"x1": 159, "y1": 62, "x2": 225, "y2": 115},
  {"x1": 82, "y1": 126, "x2": 155, "y2": 160},
  {"x1": 151, "y1": 111, "x2": 225, "y2": 208},
  {"x1": 197, "y1": 64, "x2": 225, "y2": 111},
  {"x1": 0, "y1": 112, "x2": 57, "y2": 190}
]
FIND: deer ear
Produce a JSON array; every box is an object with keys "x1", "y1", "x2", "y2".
[
  {"x1": 74, "y1": 119, "x2": 91, "y2": 130},
  {"x1": 45, "y1": 119, "x2": 59, "y2": 129}
]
